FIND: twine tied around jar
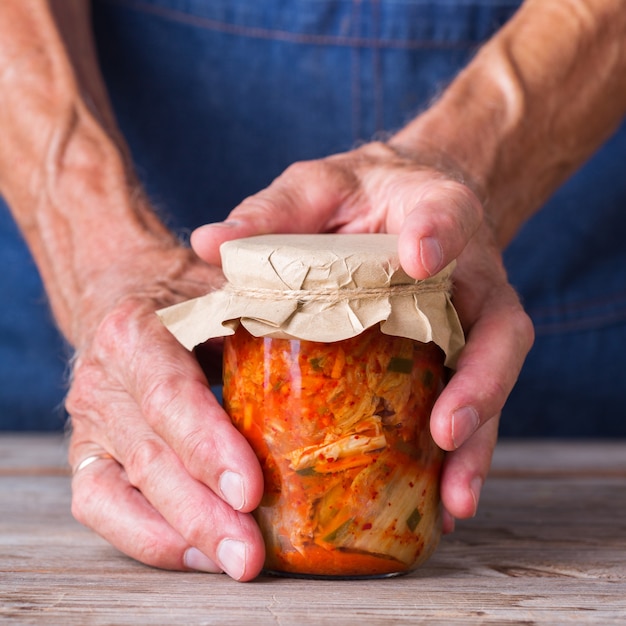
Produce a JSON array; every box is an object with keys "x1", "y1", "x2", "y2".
[
  {"x1": 223, "y1": 276, "x2": 453, "y2": 305},
  {"x1": 157, "y1": 234, "x2": 464, "y2": 366}
]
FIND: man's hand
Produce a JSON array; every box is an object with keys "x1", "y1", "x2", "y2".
[
  {"x1": 191, "y1": 142, "x2": 535, "y2": 530},
  {"x1": 66, "y1": 253, "x2": 266, "y2": 581},
  {"x1": 190, "y1": 0, "x2": 626, "y2": 531},
  {"x1": 0, "y1": 0, "x2": 267, "y2": 580}
]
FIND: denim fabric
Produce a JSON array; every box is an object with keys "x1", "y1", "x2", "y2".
[
  {"x1": 503, "y1": 122, "x2": 626, "y2": 436},
  {"x1": 1, "y1": 0, "x2": 625, "y2": 434},
  {"x1": 89, "y1": 0, "x2": 517, "y2": 229},
  {"x1": 0, "y1": 208, "x2": 69, "y2": 430}
]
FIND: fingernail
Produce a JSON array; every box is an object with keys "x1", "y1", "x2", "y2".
[
  {"x1": 419, "y1": 236, "x2": 443, "y2": 276},
  {"x1": 217, "y1": 539, "x2": 247, "y2": 580},
  {"x1": 199, "y1": 220, "x2": 241, "y2": 230},
  {"x1": 219, "y1": 470, "x2": 245, "y2": 511},
  {"x1": 469, "y1": 476, "x2": 483, "y2": 517},
  {"x1": 184, "y1": 547, "x2": 223, "y2": 574},
  {"x1": 451, "y1": 406, "x2": 480, "y2": 448}
]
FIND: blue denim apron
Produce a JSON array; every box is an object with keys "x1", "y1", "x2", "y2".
[{"x1": 1, "y1": 0, "x2": 625, "y2": 434}]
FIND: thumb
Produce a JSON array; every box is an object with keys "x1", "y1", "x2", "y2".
[
  {"x1": 394, "y1": 179, "x2": 483, "y2": 279},
  {"x1": 190, "y1": 220, "x2": 254, "y2": 266}
]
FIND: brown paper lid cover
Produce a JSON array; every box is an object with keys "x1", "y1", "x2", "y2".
[{"x1": 158, "y1": 234, "x2": 465, "y2": 366}]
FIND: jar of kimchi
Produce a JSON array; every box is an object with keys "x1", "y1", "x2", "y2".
[{"x1": 158, "y1": 234, "x2": 464, "y2": 579}]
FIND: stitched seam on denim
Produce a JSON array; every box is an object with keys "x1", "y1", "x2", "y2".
[
  {"x1": 351, "y1": 0, "x2": 361, "y2": 143},
  {"x1": 532, "y1": 310, "x2": 626, "y2": 336},
  {"x1": 528, "y1": 291, "x2": 626, "y2": 335},
  {"x1": 98, "y1": 0, "x2": 477, "y2": 49},
  {"x1": 373, "y1": 0, "x2": 384, "y2": 134},
  {"x1": 527, "y1": 290, "x2": 626, "y2": 320}
]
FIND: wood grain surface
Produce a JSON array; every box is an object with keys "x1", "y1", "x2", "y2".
[{"x1": 1, "y1": 435, "x2": 625, "y2": 625}]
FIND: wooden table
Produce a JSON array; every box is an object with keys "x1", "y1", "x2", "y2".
[{"x1": 1, "y1": 435, "x2": 625, "y2": 625}]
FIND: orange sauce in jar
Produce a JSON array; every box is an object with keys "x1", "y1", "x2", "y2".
[{"x1": 223, "y1": 324, "x2": 446, "y2": 578}]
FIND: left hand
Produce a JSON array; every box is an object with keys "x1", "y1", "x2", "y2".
[{"x1": 191, "y1": 141, "x2": 534, "y2": 531}]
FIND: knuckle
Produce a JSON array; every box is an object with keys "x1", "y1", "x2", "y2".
[
  {"x1": 480, "y1": 376, "x2": 510, "y2": 411},
  {"x1": 140, "y1": 374, "x2": 180, "y2": 421},
  {"x1": 404, "y1": 178, "x2": 484, "y2": 248},
  {"x1": 141, "y1": 377, "x2": 218, "y2": 478},
  {"x1": 438, "y1": 181, "x2": 483, "y2": 234},
  {"x1": 431, "y1": 176, "x2": 483, "y2": 220},
  {"x1": 234, "y1": 192, "x2": 286, "y2": 231},
  {"x1": 282, "y1": 158, "x2": 316, "y2": 178},
  {"x1": 136, "y1": 539, "x2": 172, "y2": 568},
  {"x1": 238, "y1": 192, "x2": 279, "y2": 216},
  {"x1": 140, "y1": 373, "x2": 200, "y2": 430},
  {"x1": 70, "y1": 472, "x2": 104, "y2": 526},
  {"x1": 455, "y1": 181, "x2": 483, "y2": 218},
  {"x1": 91, "y1": 302, "x2": 138, "y2": 361},
  {"x1": 180, "y1": 427, "x2": 218, "y2": 478},
  {"x1": 283, "y1": 157, "x2": 352, "y2": 189},
  {"x1": 70, "y1": 493, "x2": 89, "y2": 527},
  {"x1": 514, "y1": 308, "x2": 536, "y2": 352},
  {"x1": 123, "y1": 437, "x2": 164, "y2": 488},
  {"x1": 499, "y1": 299, "x2": 535, "y2": 355},
  {"x1": 175, "y1": 500, "x2": 212, "y2": 546},
  {"x1": 65, "y1": 363, "x2": 103, "y2": 421}
]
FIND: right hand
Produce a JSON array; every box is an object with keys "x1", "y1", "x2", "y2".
[{"x1": 66, "y1": 246, "x2": 267, "y2": 581}]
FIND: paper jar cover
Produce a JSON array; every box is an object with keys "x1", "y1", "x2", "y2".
[{"x1": 157, "y1": 234, "x2": 465, "y2": 366}]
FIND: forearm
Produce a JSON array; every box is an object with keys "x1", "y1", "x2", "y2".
[
  {"x1": 0, "y1": 1, "x2": 191, "y2": 348},
  {"x1": 390, "y1": 0, "x2": 626, "y2": 247}
]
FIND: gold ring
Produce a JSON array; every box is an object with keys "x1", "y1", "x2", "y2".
[{"x1": 73, "y1": 453, "x2": 115, "y2": 475}]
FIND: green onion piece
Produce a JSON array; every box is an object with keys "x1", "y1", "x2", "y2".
[
  {"x1": 323, "y1": 518, "x2": 354, "y2": 543},
  {"x1": 422, "y1": 369, "x2": 434, "y2": 388},
  {"x1": 387, "y1": 357, "x2": 413, "y2": 374},
  {"x1": 406, "y1": 507, "x2": 422, "y2": 533},
  {"x1": 295, "y1": 467, "x2": 317, "y2": 477},
  {"x1": 309, "y1": 357, "x2": 324, "y2": 372}
]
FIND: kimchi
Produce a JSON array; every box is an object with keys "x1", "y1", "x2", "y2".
[{"x1": 223, "y1": 324, "x2": 446, "y2": 578}]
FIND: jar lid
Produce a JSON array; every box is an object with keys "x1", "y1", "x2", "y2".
[{"x1": 158, "y1": 234, "x2": 464, "y2": 366}]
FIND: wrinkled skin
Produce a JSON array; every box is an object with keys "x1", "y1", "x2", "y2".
[
  {"x1": 3, "y1": 0, "x2": 625, "y2": 582},
  {"x1": 191, "y1": 141, "x2": 535, "y2": 533}
]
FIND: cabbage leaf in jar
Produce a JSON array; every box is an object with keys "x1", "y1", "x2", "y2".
[{"x1": 223, "y1": 324, "x2": 446, "y2": 578}]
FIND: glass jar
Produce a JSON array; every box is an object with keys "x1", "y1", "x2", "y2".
[
  {"x1": 158, "y1": 233, "x2": 464, "y2": 579},
  {"x1": 223, "y1": 324, "x2": 446, "y2": 579}
]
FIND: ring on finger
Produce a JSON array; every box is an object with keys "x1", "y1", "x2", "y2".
[{"x1": 73, "y1": 453, "x2": 115, "y2": 475}]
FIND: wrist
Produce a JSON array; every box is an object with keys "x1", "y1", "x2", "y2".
[
  {"x1": 3, "y1": 96, "x2": 211, "y2": 347},
  {"x1": 71, "y1": 244, "x2": 224, "y2": 352},
  {"x1": 388, "y1": 44, "x2": 527, "y2": 248},
  {"x1": 0, "y1": 1, "x2": 225, "y2": 352}
]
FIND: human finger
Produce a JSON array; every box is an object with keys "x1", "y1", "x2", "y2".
[
  {"x1": 429, "y1": 271, "x2": 534, "y2": 453},
  {"x1": 71, "y1": 448, "x2": 222, "y2": 573},
  {"x1": 190, "y1": 157, "x2": 356, "y2": 264},
  {"x1": 86, "y1": 299, "x2": 265, "y2": 514},
  {"x1": 67, "y1": 302, "x2": 267, "y2": 579},
  {"x1": 439, "y1": 414, "x2": 500, "y2": 521},
  {"x1": 395, "y1": 179, "x2": 483, "y2": 279},
  {"x1": 69, "y1": 396, "x2": 266, "y2": 581},
  {"x1": 426, "y1": 232, "x2": 533, "y2": 523},
  {"x1": 113, "y1": 424, "x2": 265, "y2": 581}
]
